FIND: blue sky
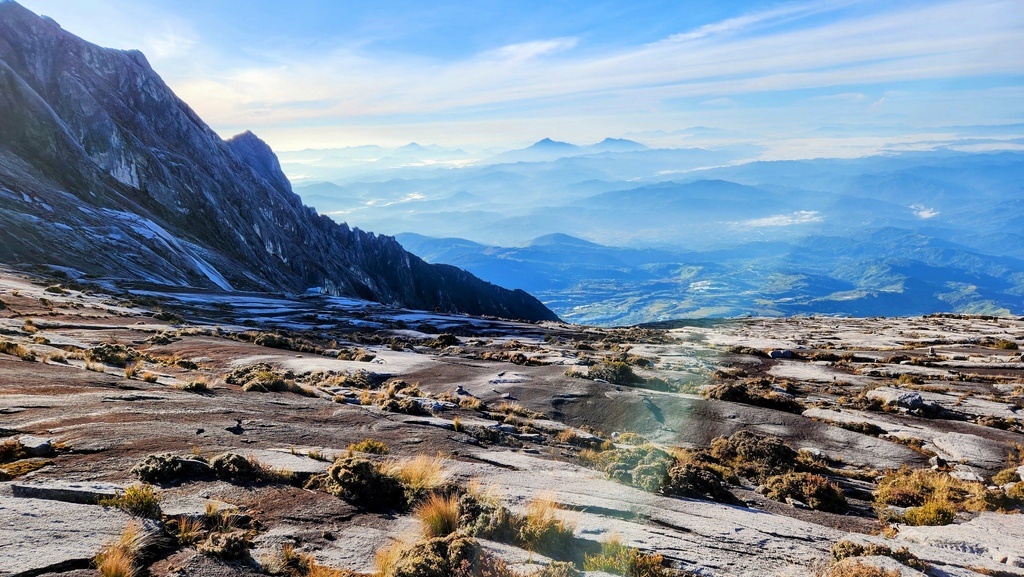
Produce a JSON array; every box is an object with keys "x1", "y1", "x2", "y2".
[{"x1": 17, "y1": 0, "x2": 1024, "y2": 156}]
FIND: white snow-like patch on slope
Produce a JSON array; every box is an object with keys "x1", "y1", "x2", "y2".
[{"x1": 102, "y1": 209, "x2": 234, "y2": 290}]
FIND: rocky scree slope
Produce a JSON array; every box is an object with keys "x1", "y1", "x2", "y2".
[{"x1": 0, "y1": 1, "x2": 556, "y2": 322}]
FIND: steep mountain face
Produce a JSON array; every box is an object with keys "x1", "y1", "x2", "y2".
[{"x1": 0, "y1": 2, "x2": 557, "y2": 321}]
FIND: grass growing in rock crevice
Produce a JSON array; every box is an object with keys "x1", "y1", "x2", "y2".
[
  {"x1": 583, "y1": 536, "x2": 670, "y2": 577},
  {"x1": 94, "y1": 521, "x2": 153, "y2": 577},
  {"x1": 99, "y1": 484, "x2": 162, "y2": 518},
  {"x1": 873, "y1": 466, "x2": 1024, "y2": 525},
  {"x1": 576, "y1": 430, "x2": 852, "y2": 512}
]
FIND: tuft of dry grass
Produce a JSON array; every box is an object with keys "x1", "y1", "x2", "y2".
[
  {"x1": 518, "y1": 498, "x2": 575, "y2": 555},
  {"x1": 0, "y1": 340, "x2": 36, "y2": 361},
  {"x1": 818, "y1": 561, "x2": 901, "y2": 577},
  {"x1": 413, "y1": 493, "x2": 461, "y2": 538},
  {"x1": 124, "y1": 363, "x2": 139, "y2": 380},
  {"x1": 94, "y1": 521, "x2": 151, "y2": 577},
  {"x1": 347, "y1": 438, "x2": 390, "y2": 455},
  {"x1": 174, "y1": 375, "x2": 213, "y2": 392},
  {"x1": 0, "y1": 439, "x2": 25, "y2": 464},
  {"x1": 459, "y1": 396, "x2": 484, "y2": 411},
  {"x1": 382, "y1": 454, "x2": 448, "y2": 494},
  {"x1": 171, "y1": 515, "x2": 205, "y2": 545},
  {"x1": 452, "y1": 416, "x2": 464, "y2": 432},
  {"x1": 85, "y1": 359, "x2": 106, "y2": 373},
  {"x1": 141, "y1": 371, "x2": 159, "y2": 383},
  {"x1": 374, "y1": 541, "x2": 406, "y2": 577},
  {"x1": 358, "y1": 389, "x2": 374, "y2": 405},
  {"x1": 497, "y1": 401, "x2": 544, "y2": 419}
]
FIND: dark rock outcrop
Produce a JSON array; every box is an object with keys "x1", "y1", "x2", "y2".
[{"x1": 0, "y1": 1, "x2": 557, "y2": 321}]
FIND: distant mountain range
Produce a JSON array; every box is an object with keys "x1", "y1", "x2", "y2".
[
  {"x1": 483, "y1": 137, "x2": 649, "y2": 164},
  {"x1": 285, "y1": 130, "x2": 1024, "y2": 325},
  {"x1": 397, "y1": 223, "x2": 1024, "y2": 325},
  {"x1": 0, "y1": 2, "x2": 557, "y2": 322}
]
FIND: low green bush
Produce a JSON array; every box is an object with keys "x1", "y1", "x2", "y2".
[{"x1": 764, "y1": 472, "x2": 847, "y2": 513}]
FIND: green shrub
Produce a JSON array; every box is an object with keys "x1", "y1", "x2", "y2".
[
  {"x1": 902, "y1": 501, "x2": 956, "y2": 526},
  {"x1": 458, "y1": 494, "x2": 575, "y2": 559},
  {"x1": 663, "y1": 463, "x2": 736, "y2": 504},
  {"x1": 224, "y1": 363, "x2": 303, "y2": 393},
  {"x1": 380, "y1": 533, "x2": 486, "y2": 577},
  {"x1": 616, "y1": 432, "x2": 647, "y2": 445},
  {"x1": 830, "y1": 539, "x2": 927, "y2": 571},
  {"x1": 347, "y1": 438, "x2": 391, "y2": 455},
  {"x1": 131, "y1": 453, "x2": 213, "y2": 484},
  {"x1": 100, "y1": 484, "x2": 162, "y2": 518},
  {"x1": 820, "y1": 560, "x2": 901, "y2": 577},
  {"x1": 426, "y1": 333, "x2": 460, "y2": 349},
  {"x1": 703, "y1": 381, "x2": 803, "y2": 413},
  {"x1": 87, "y1": 343, "x2": 142, "y2": 368},
  {"x1": 583, "y1": 536, "x2": 666, "y2": 577},
  {"x1": 588, "y1": 359, "x2": 644, "y2": 385},
  {"x1": 764, "y1": 472, "x2": 847, "y2": 512},
  {"x1": 326, "y1": 457, "x2": 405, "y2": 511},
  {"x1": 709, "y1": 430, "x2": 799, "y2": 484},
  {"x1": 534, "y1": 562, "x2": 581, "y2": 577},
  {"x1": 591, "y1": 445, "x2": 674, "y2": 492},
  {"x1": 993, "y1": 466, "x2": 1021, "y2": 486}
]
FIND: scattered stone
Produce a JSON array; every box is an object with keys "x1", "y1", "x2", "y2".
[
  {"x1": 866, "y1": 387, "x2": 926, "y2": 410},
  {"x1": 786, "y1": 497, "x2": 808, "y2": 509},
  {"x1": 16, "y1": 435, "x2": 53, "y2": 457},
  {"x1": 950, "y1": 469, "x2": 985, "y2": 483},
  {"x1": 248, "y1": 449, "x2": 331, "y2": 475},
  {"x1": 10, "y1": 480, "x2": 121, "y2": 504}
]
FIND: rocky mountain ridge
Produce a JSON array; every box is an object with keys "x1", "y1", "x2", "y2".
[{"x1": 0, "y1": 1, "x2": 556, "y2": 322}]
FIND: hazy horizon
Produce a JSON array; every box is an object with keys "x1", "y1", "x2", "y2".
[{"x1": 14, "y1": 0, "x2": 1024, "y2": 160}]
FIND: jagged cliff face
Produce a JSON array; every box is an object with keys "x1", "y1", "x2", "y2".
[{"x1": 0, "y1": 2, "x2": 557, "y2": 321}]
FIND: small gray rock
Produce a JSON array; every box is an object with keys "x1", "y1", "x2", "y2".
[
  {"x1": 786, "y1": 497, "x2": 808, "y2": 509},
  {"x1": 16, "y1": 435, "x2": 53, "y2": 457},
  {"x1": 866, "y1": 387, "x2": 924, "y2": 409},
  {"x1": 950, "y1": 469, "x2": 984, "y2": 483}
]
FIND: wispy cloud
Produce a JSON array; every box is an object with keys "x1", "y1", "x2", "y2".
[
  {"x1": 910, "y1": 204, "x2": 940, "y2": 219},
  {"x1": 165, "y1": 0, "x2": 1022, "y2": 141},
  {"x1": 734, "y1": 211, "x2": 824, "y2": 227},
  {"x1": 35, "y1": 0, "x2": 1019, "y2": 150}
]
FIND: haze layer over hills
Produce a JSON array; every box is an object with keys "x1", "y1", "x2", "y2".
[{"x1": 288, "y1": 142, "x2": 1024, "y2": 325}]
